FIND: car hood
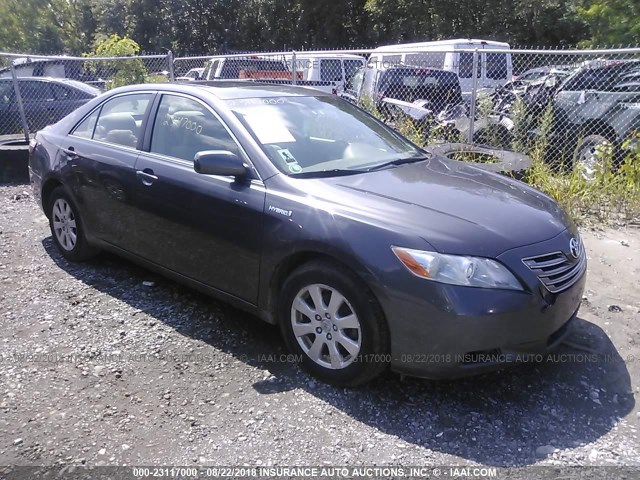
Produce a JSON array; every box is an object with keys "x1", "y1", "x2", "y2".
[{"x1": 297, "y1": 156, "x2": 573, "y2": 257}]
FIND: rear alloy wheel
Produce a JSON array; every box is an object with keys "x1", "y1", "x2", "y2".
[
  {"x1": 573, "y1": 134, "x2": 611, "y2": 181},
  {"x1": 48, "y1": 186, "x2": 98, "y2": 261},
  {"x1": 279, "y1": 260, "x2": 389, "y2": 386}
]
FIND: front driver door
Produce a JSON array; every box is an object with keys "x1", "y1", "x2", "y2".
[{"x1": 131, "y1": 93, "x2": 265, "y2": 304}]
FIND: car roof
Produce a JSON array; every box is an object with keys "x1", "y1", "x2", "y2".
[
  {"x1": 372, "y1": 39, "x2": 510, "y2": 52},
  {"x1": 0, "y1": 76, "x2": 78, "y2": 84},
  {"x1": 113, "y1": 81, "x2": 333, "y2": 100}
]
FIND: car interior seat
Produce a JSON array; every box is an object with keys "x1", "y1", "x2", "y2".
[{"x1": 95, "y1": 112, "x2": 139, "y2": 148}]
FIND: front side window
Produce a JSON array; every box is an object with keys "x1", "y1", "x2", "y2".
[
  {"x1": 150, "y1": 94, "x2": 240, "y2": 162},
  {"x1": 227, "y1": 95, "x2": 422, "y2": 176}
]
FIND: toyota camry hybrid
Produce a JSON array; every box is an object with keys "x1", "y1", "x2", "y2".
[{"x1": 28, "y1": 82, "x2": 587, "y2": 386}]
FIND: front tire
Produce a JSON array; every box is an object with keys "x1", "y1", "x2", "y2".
[
  {"x1": 48, "y1": 186, "x2": 98, "y2": 261},
  {"x1": 279, "y1": 260, "x2": 390, "y2": 387}
]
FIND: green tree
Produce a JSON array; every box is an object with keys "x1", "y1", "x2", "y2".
[
  {"x1": 89, "y1": 34, "x2": 148, "y2": 88},
  {"x1": 578, "y1": 0, "x2": 640, "y2": 46}
]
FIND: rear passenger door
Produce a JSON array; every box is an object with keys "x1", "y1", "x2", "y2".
[
  {"x1": 131, "y1": 93, "x2": 265, "y2": 304},
  {"x1": 66, "y1": 92, "x2": 154, "y2": 246}
]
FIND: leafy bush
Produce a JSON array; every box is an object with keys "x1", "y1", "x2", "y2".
[{"x1": 86, "y1": 35, "x2": 148, "y2": 89}]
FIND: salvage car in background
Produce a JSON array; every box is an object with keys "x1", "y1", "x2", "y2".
[
  {"x1": 29, "y1": 83, "x2": 586, "y2": 386},
  {"x1": 0, "y1": 58, "x2": 104, "y2": 88},
  {"x1": 553, "y1": 59, "x2": 640, "y2": 175},
  {"x1": 343, "y1": 65, "x2": 463, "y2": 117},
  {"x1": 201, "y1": 55, "x2": 294, "y2": 81},
  {"x1": 0, "y1": 77, "x2": 100, "y2": 135},
  {"x1": 176, "y1": 67, "x2": 205, "y2": 81}
]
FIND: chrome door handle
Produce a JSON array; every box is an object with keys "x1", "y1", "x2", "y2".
[
  {"x1": 63, "y1": 146, "x2": 78, "y2": 159},
  {"x1": 136, "y1": 169, "x2": 158, "y2": 186}
]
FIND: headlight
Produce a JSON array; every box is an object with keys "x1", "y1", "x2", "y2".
[{"x1": 392, "y1": 246, "x2": 523, "y2": 290}]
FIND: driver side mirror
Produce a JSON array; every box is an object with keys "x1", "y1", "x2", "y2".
[{"x1": 194, "y1": 150, "x2": 249, "y2": 179}]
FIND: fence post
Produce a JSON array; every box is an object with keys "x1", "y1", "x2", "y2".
[
  {"x1": 291, "y1": 51, "x2": 297, "y2": 85},
  {"x1": 10, "y1": 62, "x2": 30, "y2": 142},
  {"x1": 167, "y1": 51, "x2": 175, "y2": 82},
  {"x1": 467, "y1": 49, "x2": 479, "y2": 144}
]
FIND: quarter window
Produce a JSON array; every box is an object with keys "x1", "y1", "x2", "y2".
[
  {"x1": 72, "y1": 109, "x2": 100, "y2": 139},
  {"x1": 150, "y1": 94, "x2": 240, "y2": 162}
]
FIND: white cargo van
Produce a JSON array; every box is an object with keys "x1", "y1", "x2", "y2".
[
  {"x1": 201, "y1": 55, "x2": 292, "y2": 81},
  {"x1": 368, "y1": 39, "x2": 512, "y2": 96},
  {"x1": 284, "y1": 53, "x2": 366, "y2": 92}
]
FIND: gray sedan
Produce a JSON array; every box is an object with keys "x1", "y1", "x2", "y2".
[{"x1": 28, "y1": 82, "x2": 586, "y2": 386}]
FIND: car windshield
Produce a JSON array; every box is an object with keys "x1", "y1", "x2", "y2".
[{"x1": 226, "y1": 95, "x2": 423, "y2": 176}]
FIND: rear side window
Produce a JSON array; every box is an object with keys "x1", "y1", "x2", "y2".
[
  {"x1": 486, "y1": 53, "x2": 508, "y2": 80},
  {"x1": 150, "y1": 94, "x2": 240, "y2": 163},
  {"x1": 320, "y1": 59, "x2": 342, "y2": 82},
  {"x1": 19, "y1": 81, "x2": 55, "y2": 101},
  {"x1": 51, "y1": 84, "x2": 75, "y2": 100},
  {"x1": 71, "y1": 93, "x2": 152, "y2": 148},
  {"x1": 405, "y1": 52, "x2": 446, "y2": 69}
]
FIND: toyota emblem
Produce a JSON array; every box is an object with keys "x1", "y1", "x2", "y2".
[{"x1": 569, "y1": 237, "x2": 580, "y2": 259}]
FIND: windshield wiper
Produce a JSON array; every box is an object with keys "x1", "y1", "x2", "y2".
[
  {"x1": 366, "y1": 154, "x2": 431, "y2": 172},
  {"x1": 289, "y1": 168, "x2": 368, "y2": 178}
]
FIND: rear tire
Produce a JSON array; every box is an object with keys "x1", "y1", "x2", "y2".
[
  {"x1": 279, "y1": 260, "x2": 390, "y2": 387},
  {"x1": 47, "y1": 186, "x2": 98, "y2": 261}
]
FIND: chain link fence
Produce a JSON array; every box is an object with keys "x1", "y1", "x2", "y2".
[
  {"x1": 2, "y1": 46, "x2": 639, "y2": 178},
  {"x1": 0, "y1": 52, "x2": 172, "y2": 142}
]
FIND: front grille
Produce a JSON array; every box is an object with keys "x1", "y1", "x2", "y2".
[{"x1": 522, "y1": 240, "x2": 586, "y2": 294}]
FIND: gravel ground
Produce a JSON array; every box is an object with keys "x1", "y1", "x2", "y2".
[{"x1": 1, "y1": 182, "x2": 640, "y2": 468}]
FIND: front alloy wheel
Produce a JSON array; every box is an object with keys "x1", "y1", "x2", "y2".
[
  {"x1": 291, "y1": 283, "x2": 362, "y2": 369},
  {"x1": 280, "y1": 260, "x2": 389, "y2": 386}
]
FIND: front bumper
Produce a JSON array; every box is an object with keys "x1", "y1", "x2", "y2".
[{"x1": 378, "y1": 230, "x2": 586, "y2": 379}]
